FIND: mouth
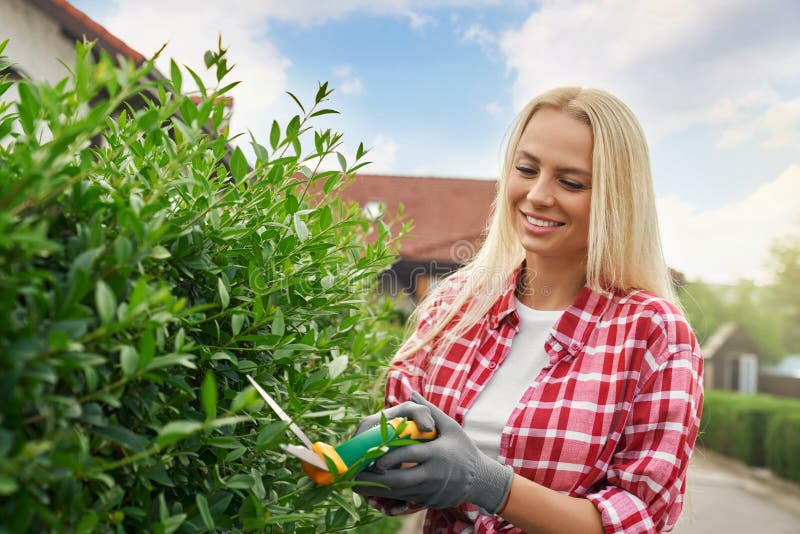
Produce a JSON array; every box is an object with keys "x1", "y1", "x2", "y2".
[{"x1": 524, "y1": 214, "x2": 565, "y2": 228}]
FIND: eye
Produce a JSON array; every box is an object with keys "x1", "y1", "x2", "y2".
[
  {"x1": 515, "y1": 166, "x2": 538, "y2": 176},
  {"x1": 559, "y1": 178, "x2": 584, "y2": 190}
]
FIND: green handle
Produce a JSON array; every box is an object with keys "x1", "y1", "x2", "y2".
[{"x1": 334, "y1": 418, "x2": 436, "y2": 471}]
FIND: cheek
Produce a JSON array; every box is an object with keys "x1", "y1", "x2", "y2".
[{"x1": 505, "y1": 180, "x2": 522, "y2": 209}]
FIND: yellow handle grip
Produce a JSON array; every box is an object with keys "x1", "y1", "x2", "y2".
[{"x1": 389, "y1": 417, "x2": 438, "y2": 440}]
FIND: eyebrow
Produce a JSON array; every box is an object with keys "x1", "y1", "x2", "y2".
[{"x1": 515, "y1": 150, "x2": 592, "y2": 178}]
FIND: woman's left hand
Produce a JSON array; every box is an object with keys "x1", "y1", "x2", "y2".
[{"x1": 353, "y1": 392, "x2": 514, "y2": 514}]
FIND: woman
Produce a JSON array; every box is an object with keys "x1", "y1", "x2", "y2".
[{"x1": 354, "y1": 87, "x2": 703, "y2": 533}]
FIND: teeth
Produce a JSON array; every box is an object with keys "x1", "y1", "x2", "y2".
[{"x1": 526, "y1": 215, "x2": 563, "y2": 227}]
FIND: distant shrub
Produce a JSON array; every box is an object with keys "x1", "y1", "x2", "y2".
[
  {"x1": 701, "y1": 389, "x2": 800, "y2": 483},
  {"x1": 0, "y1": 38, "x2": 409, "y2": 532},
  {"x1": 765, "y1": 413, "x2": 800, "y2": 485}
]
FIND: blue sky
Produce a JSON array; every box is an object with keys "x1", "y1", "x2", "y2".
[{"x1": 68, "y1": 0, "x2": 800, "y2": 284}]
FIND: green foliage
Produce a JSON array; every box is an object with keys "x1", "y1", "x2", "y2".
[
  {"x1": 0, "y1": 39, "x2": 410, "y2": 532},
  {"x1": 700, "y1": 390, "x2": 800, "y2": 482},
  {"x1": 765, "y1": 412, "x2": 800, "y2": 485},
  {"x1": 765, "y1": 236, "x2": 800, "y2": 353},
  {"x1": 679, "y1": 234, "x2": 800, "y2": 362},
  {"x1": 680, "y1": 280, "x2": 786, "y2": 362}
]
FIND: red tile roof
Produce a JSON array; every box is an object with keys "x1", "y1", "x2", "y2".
[
  {"x1": 340, "y1": 174, "x2": 497, "y2": 263},
  {"x1": 29, "y1": 0, "x2": 146, "y2": 65}
]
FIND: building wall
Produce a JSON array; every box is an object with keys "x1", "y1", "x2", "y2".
[
  {"x1": 758, "y1": 374, "x2": 800, "y2": 399},
  {"x1": 0, "y1": 0, "x2": 77, "y2": 83}
]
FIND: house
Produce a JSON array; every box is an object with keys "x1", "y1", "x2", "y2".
[
  {"x1": 0, "y1": 0, "x2": 145, "y2": 84},
  {"x1": 703, "y1": 322, "x2": 760, "y2": 393},
  {"x1": 703, "y1": 322, "x2": 800, "y2": 398},
  {"x1": 760, "y1": 355, "x2": 800, "y2": 399},
  {"x1": 337, "y1": 173, "x2": 497, "y2": 301},
  {"x1": 0, "y1": 0, "x2": 233, "y2": 145}
]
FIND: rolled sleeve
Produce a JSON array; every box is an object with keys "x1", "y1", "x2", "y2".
[{"x1": 586, "y1": 349, "x2": 704, "y2": 533}]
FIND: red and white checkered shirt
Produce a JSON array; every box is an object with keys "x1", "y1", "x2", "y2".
[{"x1": 370, "y1": 264, "x2": 704, "y2": 533}]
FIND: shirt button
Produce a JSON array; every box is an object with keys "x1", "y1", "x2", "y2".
[
  {"x1": 570, "y1": 342, "x2": 581, "y2": 352},
  {"x1": 488, "y1": 362, "x2": 497, "y2": 369}
]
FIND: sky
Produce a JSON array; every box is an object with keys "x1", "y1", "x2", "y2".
[{"x1": 68, "y1": 0, "x2": 800, "y2": 285}]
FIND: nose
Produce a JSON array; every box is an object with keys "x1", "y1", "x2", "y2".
[{"x1": 526, "y1": 172, "x2": 556, "y2": 207}]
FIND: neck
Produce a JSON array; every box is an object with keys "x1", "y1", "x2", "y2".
[{"x1": 517, "y1": 253, "x2": 587, "y2": 311}]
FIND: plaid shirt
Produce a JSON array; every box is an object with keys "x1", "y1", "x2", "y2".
[{"x1": 370, "y1": 264, "x2": 703, "y2": 533}]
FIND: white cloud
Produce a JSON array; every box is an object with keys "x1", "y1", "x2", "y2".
[
  {"x1": 363, "y1": 134, "x2": 399, "y2": 173},
  {"x1": 485, "y1": 100, "x2": 503, "y2": 118},
  {"x1": 658, "y1": 164, "x2": 800, "y2": 284},
  {"x1": 717, "y1": 96, "x2": 800, "y2": 149},
  {"x1": 92, "y1": 0, "x2": 503, "y2": 152},
  {"x1": 462, "y1": 23, "x2": 496, "y2": 53},
  {"x1": 306, "y1": 132, "x2": 399, "y2": 175},
  {"x1": 247, "y1": 0, "x2": 500, "y2": 29},
  {"x1": 333, "y1": 65, "x2": 365, "y2": 95},
  {"x1": 97, "y1": 1, "x2": 294, "y2": 145},
  {"x1": 499, "y1": 0, "x2": 800, "y2": 142}
]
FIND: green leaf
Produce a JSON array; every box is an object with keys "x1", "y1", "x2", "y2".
[
  {"x1": 327, "y1": 354, "x2": 348, "y2": 379},
  {"x1": 309, "y1": 109, "x2": 339, "y2": 118},
  {"x1": 170, "y1": 59, "x2": 182, "y2": 94},
  {"x1": 95, "y1": 280, "x2": 116, "y2": 325},
  {"x1": 286, "y1": 91, "x2": 305, "y2": 114},
  {"x1": 151, "y1": 245, "x2": 171, "y2": 259},
  {"x1": 315, "y1": 81, "x2": 329, "y2": 104},
  {"x1": 330, "y1": 492, "x2": 358, "y2": 522},
  {"x1": 196, "y1": 494, "x2": 214, "y2": 530},
  {"x1": 201, "y1": 371, "x2": 217, "y2": 420},
  {"x1": 356, "y1": 142, "x2": 365, "y2": 160},
  {"x1": 270, "y1": 120, "x2": 280, "y2": 150},
  {"x1": 145, "y1": 353, "x2": 197, "y2": 371},
  {"x1": 271, "y1": 308, "x2": 285, "y2": 336},
  {"x1": 92, "y1": 424, "x2": 148, "y2": 453},
  {"x1": 217, "y1": 278, "x2": 230, "y2": 309},
  {"x1": 264, "y1": 513, "x2": 317, "y2": 525},
  {"x1": 224, "y1": 446, "x2": 247, "y2": 462},
  {"x1": 76, "y1": 512, "x2": 99, "y2": 534},
  {"x1": 139, "y1": 329, "x2": 156, "y2": 368},
  {"x1": 138, "y1": 108, "x2": 159, "y2": 131},
  {"x1": 157, "y1": 420, "x2": 203, "y2": 447},
  {"x1": 230, "y1": 146, "x2": 247, "y2": 182},
  {"x1": 119, "y1": 345, "x2": 139, "y2": 376},
  {"x1": 293, "y1": 213, "x2": 309, "y2": 242},
  {"x1": 0, "y1": 476, "x2": 19, "y2": 496},
  {"x1": 224, "y1": 474, "x2": 254, "y2": 489},
  {"x1": 256, "y1": 421, "x2": 286, "y2": 452},
  {"x1": 231, "y1": 313, "x2": 245, "y2": 335},
  {"x1": 380, "y1": 411, "x2": 388, "y2": 442},
  {"x1": 337, "y1": 152, "x2": 347, "y2": 172}
]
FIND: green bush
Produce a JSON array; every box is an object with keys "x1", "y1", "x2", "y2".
[
  {"x1": 765, "y1": 413, "x2": 800, "y2": 485},
  {"x1": 701, "y1": 390, "x2": 800, "y2": 482},
  {"x1": 0, "y1": 39, "x2": 409, "y2": 532}
]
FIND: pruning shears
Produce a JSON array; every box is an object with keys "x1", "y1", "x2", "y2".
[{"x1": 246, "y1": 375, "x2": 437, "y2": 485}]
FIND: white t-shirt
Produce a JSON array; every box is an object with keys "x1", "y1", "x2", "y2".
[{"x1": 462, "y1": 298, "x2": 565, "y2": 459}]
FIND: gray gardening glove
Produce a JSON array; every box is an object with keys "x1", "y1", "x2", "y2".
[{"x1": 353, "y1": 392, "x2": 515, "y2": 514}]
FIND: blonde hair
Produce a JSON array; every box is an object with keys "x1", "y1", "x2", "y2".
[{"x1": 393, "y1": 87, "x2": 678, "y2": 367}]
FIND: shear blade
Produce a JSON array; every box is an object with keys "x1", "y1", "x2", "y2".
[
  {"x1": 281, "y1": 443, "x2": 329, "y2": 471},
  {"x1": 246, "y1": 374, "x2": 314, "y2": 449}
]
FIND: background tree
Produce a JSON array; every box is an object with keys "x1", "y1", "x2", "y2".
[{"x1": 679, "y1": 233, "x2": 800, "y2": 363}]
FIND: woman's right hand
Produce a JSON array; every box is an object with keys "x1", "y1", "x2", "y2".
[{"x1": 355, "y1": 397, "x2": 435, "y2": 437}]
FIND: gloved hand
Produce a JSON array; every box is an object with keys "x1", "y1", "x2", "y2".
[
  {"x1": 353, "y1": 392, "x2": 515, "y2": 514},
  {"x1": 354, "y1": 396, "x2": 435, "y2": 436}
]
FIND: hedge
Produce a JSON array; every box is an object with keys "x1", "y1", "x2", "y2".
[
  {"x1": 0, "y1": 39, "x2": 410, "y2": 532},
  {"x1": 700, "y1": 389, "x2": 800, "y2": 483}
]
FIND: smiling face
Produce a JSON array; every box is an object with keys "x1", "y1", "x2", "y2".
[{"x1": 506, "y1": 106, "x2": 594, "y2": 264}]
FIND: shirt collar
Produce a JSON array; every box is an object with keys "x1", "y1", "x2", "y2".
[{"x1": 488, "y1": 262, "x2": 618, "y2": 357}]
